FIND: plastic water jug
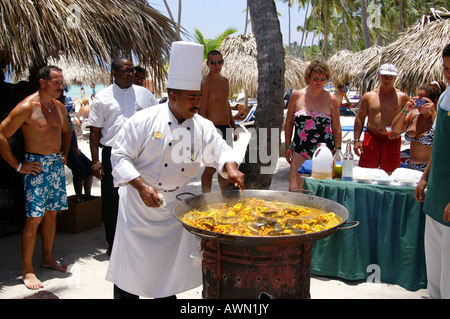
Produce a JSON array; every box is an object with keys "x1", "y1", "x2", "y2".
[{"x1": 311, "y1": 143, "x2": 333, "y2": 180}]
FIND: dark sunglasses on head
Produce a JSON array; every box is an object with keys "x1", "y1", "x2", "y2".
[
  {"x1": 312, "y1": 76, "x2": 327, "y2": 82},
  {"x1": 208, "y1": 59, "x2": 224, "y2": 65}
]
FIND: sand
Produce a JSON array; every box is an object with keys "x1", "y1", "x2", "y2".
[{"x1": 0, "y1": 117, "x2": 429, "y2": 299}]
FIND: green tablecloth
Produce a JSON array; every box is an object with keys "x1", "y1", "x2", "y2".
[{"x1": 304, "y1": 178, "x2": 427, "y2": 291}]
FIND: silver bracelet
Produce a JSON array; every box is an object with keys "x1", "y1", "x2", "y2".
[{"x1": 16, "y1": 162, "x2": 22, "y2": 172}]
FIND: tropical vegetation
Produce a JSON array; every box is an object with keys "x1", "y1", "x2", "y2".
[
  {"x1": 282, "y1": 0, "x2": 449, "y2": 60},
  {"x1": 193, "y1": 28, "x2": 238, "y2": 59}
]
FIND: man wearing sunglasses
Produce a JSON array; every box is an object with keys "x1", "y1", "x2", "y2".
[
  {"x1": 86, "y1": 57, "x2": 158, "y2": 254},
  {"x1": 199, "y1": 50, "x2": 238, "y2": 193}
]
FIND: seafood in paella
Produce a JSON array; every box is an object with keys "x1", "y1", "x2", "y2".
[{"x1": 181, "y1": 197, "x2": 340, "y2": 236}]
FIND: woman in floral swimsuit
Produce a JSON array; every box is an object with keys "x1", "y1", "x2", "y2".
[
  {"x1": 292, "y1": 109, "x2": 335, "y2": 159},
  {"x1": 284, "y1": 60, "x2": 341, "y2": 191}
]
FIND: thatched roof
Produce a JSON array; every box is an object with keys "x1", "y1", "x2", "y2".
[
  {"x1": 202, "y1": 34, "x2": 307, "y2": 97},
  {"x1": 12, "y1": 56, "x2": 111, "y2": 85},
  {"x1": 328, "y1": 46, "x2": 383, "y2": 90},
  {"x1": 0, "y1": 0, "x2": 180, "y2": 85},
  {"x1": 354, "y1": 9, "x2": 450, "y2": 95}
]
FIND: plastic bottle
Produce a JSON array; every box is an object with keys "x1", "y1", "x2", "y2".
[
  {"x1": 342, "y1": 139, "x2": 354, "y2": 181},
  {"x1": 333, "y1": 147, "x2": 343, "y2": 180},
  {"x1": 311, "y1": 143, "x2": 333, "y2": 180}
]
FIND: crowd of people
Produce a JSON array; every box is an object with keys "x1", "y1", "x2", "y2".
[
  {"x1": 0, "y1": 40, "x2": 449, "y2": 299},
  {"x1": 284, "y1": 43, "x2": 450, "y2": 299}
]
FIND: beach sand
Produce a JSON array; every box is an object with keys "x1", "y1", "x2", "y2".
[{"x1": 0, "y1": 117, "x2": 427, "y2": 299}]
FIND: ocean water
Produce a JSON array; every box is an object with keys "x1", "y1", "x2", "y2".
[{"x1": 65, "y1": 84, "x2": 108, "y2": 99}]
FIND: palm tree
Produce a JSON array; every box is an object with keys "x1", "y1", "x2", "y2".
[
  {"x1": 297, "y1": 0, "x2": 311, "y2": 57},
  {"x1": 360, "y1": 0, "x2": 371, "y2": 48},
  {"x1": 242, "y1": 0, "x2": 286, "y2": 189},
  {"x1": 307, "y1": 0, "x2": 351, "y2": 59},
  {"x1": 163, "y1": 0, "x2": 182, "y2": 37},
  {"x1": 193, "y1": 28, "x2": 238, "y2": 59},
  {"x1": 280, "y1": 0, "x2": 294, "y2": 47}
]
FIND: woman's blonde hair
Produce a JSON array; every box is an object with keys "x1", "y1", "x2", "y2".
[{"x1": 304, "y1": 60, "x2": 331, "y2": 81}]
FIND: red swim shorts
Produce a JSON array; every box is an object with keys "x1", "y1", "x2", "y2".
[{"x1": 358, "y1": 130, "x2": 401, "y2": 174}]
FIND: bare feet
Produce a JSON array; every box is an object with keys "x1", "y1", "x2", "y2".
[
  {"x1": 40, "y1": 260, "x2": 68, "y2": 272},
  {"x1": 23, "y1": 273, "x2": 44, "y2": 290}
]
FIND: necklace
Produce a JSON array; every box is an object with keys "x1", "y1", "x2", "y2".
[{"x1": 38, "y1": 95, "x2": 55, "y2": 112}]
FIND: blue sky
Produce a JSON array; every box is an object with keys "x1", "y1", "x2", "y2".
[{"x1": 151, "y1": 0, "x2": 310, "y2": 47}]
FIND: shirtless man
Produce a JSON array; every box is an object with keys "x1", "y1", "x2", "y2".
[
  {"x1": 0, "y1": 66, "x2": 72, "y2": 290},
  {"x1": 353, "y1": 63, "x2": 410, "y2": 175},
  {"x1": 334, "y1": 84, "x2": 351, "y2": 107},
  {"x1": 199, "y1": 50, "x2": 237, "y2": 192}
]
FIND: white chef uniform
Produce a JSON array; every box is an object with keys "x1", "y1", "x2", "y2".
[
  {"x1": 106, "y1": 41, "x2": 238, "y2": 298},
  {"x1": 106, "y1": 102, "x2": 237, "y2": 297}
]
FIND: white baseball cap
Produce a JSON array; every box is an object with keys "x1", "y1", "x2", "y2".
[
  {"x1": 167, "y1": 41, "x2": 204, "y2": 91},
  {"x1": 379, "y1": 63, "x2": 398, "y2": 76}
]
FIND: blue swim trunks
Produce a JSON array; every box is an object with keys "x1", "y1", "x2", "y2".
[{"x1": 24, "y1": 153, "x2": 68, "y2": 217}]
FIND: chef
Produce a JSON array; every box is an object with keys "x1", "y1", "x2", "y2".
[{"x1": 106, "y1": 41, "x2": 244, "y2": 299}]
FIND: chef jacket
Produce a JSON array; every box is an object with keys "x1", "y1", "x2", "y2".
[
  {"x1": 86, "y1": 83, "x2": 158, "y2": 147},
  {"x1": 106, "y1": 102, "x2": 238, "y2": 298}
]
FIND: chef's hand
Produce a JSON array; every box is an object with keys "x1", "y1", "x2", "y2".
[
  {"x1": 129, "y1": 177, "x2": 162, "y2": 208},
  {"x1": 225, "y1": 162, "x2": 244, "y2": 189}
]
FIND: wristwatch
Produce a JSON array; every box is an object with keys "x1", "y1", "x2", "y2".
[{"x1": 352, "y1": 139, "x2": 361, "y2": 144}]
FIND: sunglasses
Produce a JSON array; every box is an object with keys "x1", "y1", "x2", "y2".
[
  {"x1": 116, "y1": 69, "x2": 136, "y2": 75},
  {"x1": 208, "y1": 59, "x2": 224, "y2": 65},
  {"x1": 312, "y1": 77, "x2": 327, "y2": 82}
]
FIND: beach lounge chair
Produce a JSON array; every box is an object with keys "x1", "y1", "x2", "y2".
[
  {"x1": 342, "y1": 125, "x2": 365, "y2": 140},
  {"x1": 65, "y1": 97, "x2": 74, "y2": 113},
  {"x1": 235, "y1": 105, "x2": 256, "y2": 127}
]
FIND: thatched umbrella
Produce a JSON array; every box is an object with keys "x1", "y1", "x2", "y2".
[
  {"x1": 354, "y1": 9, "x2": 450, "y2": 96},
  {"x1": 202, "y1": 33, "x2": 308, "y2": 108},
  {"x1": 12, "y1": 56, "x2": 111, "y2": 85},
  {"x1": 0, "y1": 0, "x2": 180, "y2": 88},
  {"x1": 328, "y1": 46, "x2": 383, "y2": 91}
]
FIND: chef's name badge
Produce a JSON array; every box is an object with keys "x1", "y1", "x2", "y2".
[{"x1": 153, "y1": 132, "x2": 163, "y2": 139}]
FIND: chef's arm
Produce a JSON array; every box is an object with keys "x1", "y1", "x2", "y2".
[
  {"x1": 129, "y1": 177, "x2": 162, "y2": 208},
  {"x1": 224, "y1": 162, "x2": 244, "y2": 189}
]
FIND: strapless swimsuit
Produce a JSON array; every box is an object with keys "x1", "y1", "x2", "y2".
[{"x1": 292, "y1": 109, "x2": 334, "y2": 159}]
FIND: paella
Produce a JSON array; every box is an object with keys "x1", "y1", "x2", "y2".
[{"x1": 181, "y1": 197, "x2": 341, "y2": 237}]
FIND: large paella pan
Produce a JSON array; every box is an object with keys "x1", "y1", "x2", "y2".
[{"x1": 173, "y1": 190, "x2": 358, "y2": 246}]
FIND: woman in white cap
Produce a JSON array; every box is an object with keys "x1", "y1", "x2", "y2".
[{"x1": 106, "y1": 41, "x2": 244, "y2": 299}]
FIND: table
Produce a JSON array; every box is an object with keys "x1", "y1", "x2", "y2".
[{"x1": 303, "y1": 178, "x2": 427, "y2": 291}]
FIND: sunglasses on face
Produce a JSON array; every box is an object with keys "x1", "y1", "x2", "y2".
[
  {"x1": 312, "y1": 77, "x2": 327, "y2": 82},
  {"x1": 116, "y1": 69, "x2": 136, "y2": 75},
  {"x1": 208, "y1": 59, "x2": 224, "y2": 65}
]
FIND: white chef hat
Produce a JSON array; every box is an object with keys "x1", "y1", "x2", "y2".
[{"x1": 167, "y1": 41, "x2": 204, "y2": 91}]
